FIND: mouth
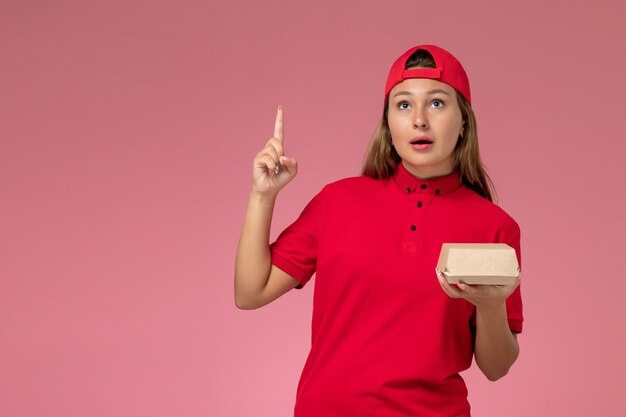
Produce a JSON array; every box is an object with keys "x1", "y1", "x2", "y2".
[
  {"x1": 410, "y1": 136, "x2": 433, "y2": 145},
  {"x1": 410, "y1": 136, "x2": 434, "y2": 151}
]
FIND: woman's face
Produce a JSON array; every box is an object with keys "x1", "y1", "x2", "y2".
[{"x1": 387, "y1": 76, "x2": 465, "y2": 179}]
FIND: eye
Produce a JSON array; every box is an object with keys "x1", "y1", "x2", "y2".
[
  {"x1": 432, "y1": 99, "x2": 444, "y2": 108},
  {"x1": 398, "y1": 101, "x2": 410, "y2": 110}
]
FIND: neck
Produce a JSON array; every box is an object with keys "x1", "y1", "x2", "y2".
[{"x1": 402, "y1": 161, "x2": 456, "y2": 180}]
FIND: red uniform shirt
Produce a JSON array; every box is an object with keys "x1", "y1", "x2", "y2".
[{"x1": 270, "y1": 161, "x2": 523, "y2": 417}]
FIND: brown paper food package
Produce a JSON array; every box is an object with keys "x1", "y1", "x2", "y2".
[{"x1": 435, "y1": 243, "x2": 520, "y2": 285}]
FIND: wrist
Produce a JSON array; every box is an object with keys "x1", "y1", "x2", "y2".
[
  {"x1": 250, "y1": 188, "x2": 278, "y2": 204},
  {"x1": 475, "y1": 301, "x2": 507, "y2": 317}
]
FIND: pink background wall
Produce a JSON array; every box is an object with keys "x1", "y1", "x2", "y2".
[{"x1": 1, "y1": 0, "x2": 624, "y2": 416}]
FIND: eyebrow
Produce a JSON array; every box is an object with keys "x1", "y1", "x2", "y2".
[{"x1": 392, "y1": 89, "x2": 450, "y2": 98}]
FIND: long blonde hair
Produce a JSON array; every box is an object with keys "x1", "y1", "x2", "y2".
[{"x1": 361, "y1": 49, "x2": 497, "y2": 203}]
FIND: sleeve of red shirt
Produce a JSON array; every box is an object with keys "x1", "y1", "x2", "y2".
[
  {"x1": 469, "y1": 218, "x2": 524, "y2": 333},
  {"x1": 503, "y1": 219, "x2": 524, "y2": 333},
  {"x1": 269, "y1": 186, "x2": 327, "y2": 290}
]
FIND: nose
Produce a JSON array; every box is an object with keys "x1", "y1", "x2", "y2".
[{"x1": 413, "y1": 107, "x2": 428, "y2": 129}]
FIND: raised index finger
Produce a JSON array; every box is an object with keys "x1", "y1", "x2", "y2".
[{"x1": 274, "y1": 105, "x2": 284, "y2": 144}]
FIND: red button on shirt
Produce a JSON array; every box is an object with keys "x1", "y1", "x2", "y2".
[{"x1": 270, "y1": 161, "x2": 523, "y2": 417}]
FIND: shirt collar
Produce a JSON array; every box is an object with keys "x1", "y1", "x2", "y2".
[{"x1": 393, "y1": 161, "x2": 462, "y2": 195}]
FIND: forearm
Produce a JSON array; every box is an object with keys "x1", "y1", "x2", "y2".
[
  {"x1": 234, "y1": 190, "x2": 277, "y2": 305},
  {"x1": 473, "y1": 302, "x2": 519, "y2": 381}
]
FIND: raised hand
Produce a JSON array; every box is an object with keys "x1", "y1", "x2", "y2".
[{"x1": 252, "y1": 105, "x2": 298, "y2": 197}]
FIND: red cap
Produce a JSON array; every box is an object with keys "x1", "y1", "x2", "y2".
[{"x1": 384, "y1": 44, "x2": 471, "y2": 105}]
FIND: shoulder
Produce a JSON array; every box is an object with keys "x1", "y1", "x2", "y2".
[
  {"x1": 300, "y1": 175, "x2": 379, "y2": 211},
  {"x1": 326, "y1": 175, "x2": 381, "y2": 189},
  {"x1": 456, "y1": 186, "x2": 520, "y2": 233},
  {"x1": 309, "y1": 175, "x2": 388, "y2": 212},
  {"x1": 320, "y1": 175, "x2": 384, "y2": 196}
]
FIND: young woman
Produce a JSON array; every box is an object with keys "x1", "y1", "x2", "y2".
[{"x1": 235, "y1": 44, "x2": 523, "y2": 417}]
